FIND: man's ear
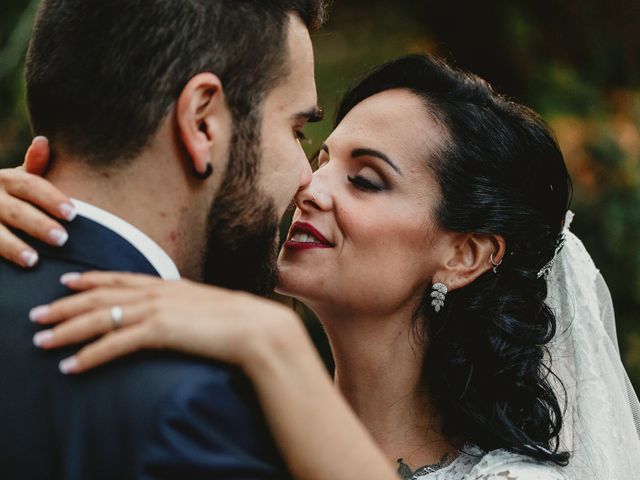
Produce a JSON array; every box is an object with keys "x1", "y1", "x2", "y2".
[
  {"x1": 175, "y1": 73, "x2": 229, "y2": 178},
  {"x1": 433, "y1": 233, "x2": 506, "y2": 291}
]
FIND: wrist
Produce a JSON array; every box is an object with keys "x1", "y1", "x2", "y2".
[{"x1": 242, "y1": 303, "x2": 309, "y2": 378}]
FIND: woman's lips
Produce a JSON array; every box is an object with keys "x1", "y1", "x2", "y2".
[{"x1": 283, "y1": 222, "x2": 335, "y2": 250}]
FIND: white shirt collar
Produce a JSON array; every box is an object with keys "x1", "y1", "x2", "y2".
[{"x1": 71, "y1": 199, "x2": 181, "y2": 280}]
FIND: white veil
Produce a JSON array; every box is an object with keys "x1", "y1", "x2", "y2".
[{"x1": 545, "y1": 211, "x2": 640, "y2": 479}]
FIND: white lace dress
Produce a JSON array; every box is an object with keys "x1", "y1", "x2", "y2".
[{"x1": 410, "y1": 445, "x2": 568, "y2": 480}]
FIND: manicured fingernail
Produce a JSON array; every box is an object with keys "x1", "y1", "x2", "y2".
[
  {"x1": 60, "y1": 272, "x2": 81, "y2": 285},
  {"x1": 20, "y1": 250, "x2": 39, "y2": 268},
  {"x1": 48, "y1": 228, "x2": 69, "y2": 247},
  {"x1": 33, "y1": 329, "x2": 54, "y2": 347},
  {"x1": 58, "y1": 203, "x2": 77, "y2": 222},
  {"x1": 29, "y1": 305, "x2": 50, "y2": 322},
  {"x1": 32, "y1": 136, "x2": 48, "y2": 145},
  {"x1": 59, "y1": 356, "x2": 78, "y2": 374}
]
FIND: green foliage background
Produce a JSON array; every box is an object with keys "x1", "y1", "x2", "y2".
[{"x1": 1, "y1": 1, "x2": 639, "y2": 390}]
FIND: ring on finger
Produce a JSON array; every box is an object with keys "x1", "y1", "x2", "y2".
[{"x1": 110, "y1": 305, "x2": 123, "y2": 330}]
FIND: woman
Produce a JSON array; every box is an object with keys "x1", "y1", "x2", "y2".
[{"x1": 2, "y1": 55, "x2": 639, "y2": 479}]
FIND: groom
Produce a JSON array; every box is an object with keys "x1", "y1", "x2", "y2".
[{"x1": 0, "y1": 0, "x2": 325, "y2": 479}]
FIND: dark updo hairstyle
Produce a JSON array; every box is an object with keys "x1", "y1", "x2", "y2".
[{"x1": 335, "y1": 55, "x2": 571, "y2": 465}]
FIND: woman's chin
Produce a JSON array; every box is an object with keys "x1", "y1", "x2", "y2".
[
  {"x1": 274, "y1": 272, "x2": 302, "y2": 298},
  {"x1": 275, "y1": 268, "x2": 315, "y2": 302}
]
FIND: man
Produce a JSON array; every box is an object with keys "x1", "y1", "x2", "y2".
[{"x1": 0, "y1": 0, "x2": 325, "y2": 478}]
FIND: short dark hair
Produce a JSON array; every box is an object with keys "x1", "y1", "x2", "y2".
[
  {"x1": 336, "y1": 55, "x2": 572, "y2": 465},
  {"x1": 25, "y1": 0, "x2": 326, "y2": 164}
]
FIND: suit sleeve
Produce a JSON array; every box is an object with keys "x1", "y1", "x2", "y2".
[{"x1": 136, "y1": 364, "x2": 290, "y2": 480}]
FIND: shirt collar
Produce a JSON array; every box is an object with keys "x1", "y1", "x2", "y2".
[{"x1": 71, "y1": 199, "x2": 180, "y2": 280}]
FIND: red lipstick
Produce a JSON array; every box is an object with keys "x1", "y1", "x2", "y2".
[{"x1": 284, "y1": 222, "x2": 335, "y2": 250}]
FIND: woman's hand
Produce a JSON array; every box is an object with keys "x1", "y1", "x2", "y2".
[
  {"x1": 30, "y1": 271, "x2": 301, "y2": 374},
  {"x1": 0, "y1": 137, "x2": 72, "y2": 267},
  {"x1": 31, "y1": 271, "x2": 399, "y2": 480}
]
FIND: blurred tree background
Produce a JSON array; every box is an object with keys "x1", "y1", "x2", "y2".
[{"x1": 1, "y1": 1, "x2": 639, "y2": 390}]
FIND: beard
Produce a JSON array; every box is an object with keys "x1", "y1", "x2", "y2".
[{"x1": 200, "y1": 119, "x2": 280, "y2": 297}]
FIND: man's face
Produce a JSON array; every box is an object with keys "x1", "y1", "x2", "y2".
[
  {"x1": 258, "y1": 14, "x2": 319, "y2": 218},
  {"x1": 201, "y1": 14, "x2": 319, "y2": 296}
]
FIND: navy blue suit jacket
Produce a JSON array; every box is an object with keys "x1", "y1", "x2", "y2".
[{"x1": 0, "y1": 216, "x2": 289, "y2": 479}]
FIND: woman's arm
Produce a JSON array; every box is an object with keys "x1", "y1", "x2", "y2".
[
  {"x1": 30, "y1": 272, "x2": 398, "y2": 480},
  {"x1": 0, "y1": 137, "x2": 72, "y2": 267},
  {"x1": 246, "y1": 307, "x2": 398, "y2": 480}
]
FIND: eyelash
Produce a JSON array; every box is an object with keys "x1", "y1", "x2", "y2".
[{"x1": 347, "y1": 174, "x2": 385, "y2": 192}]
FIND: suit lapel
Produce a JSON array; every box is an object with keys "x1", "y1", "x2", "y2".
[{"x1": 15, "y1": 216, "x2": 160, "y2": 276}]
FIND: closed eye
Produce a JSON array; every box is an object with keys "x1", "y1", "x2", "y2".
[{"x1": 347, "y1": 174, "x2": 385, "y2": 192}]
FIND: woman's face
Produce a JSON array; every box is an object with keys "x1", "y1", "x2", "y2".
[{"x1": 276, "y1": 89, "x2": 452, "y2": 316}]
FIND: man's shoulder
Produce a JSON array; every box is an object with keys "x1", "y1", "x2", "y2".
[
  {"x1": 125, "y1": 354, "x2": 260, "y2": 428},
  {"x1": 122, "y1": 353, "x2": 266, "y2": 441},
  {"x1": 117, "y1": 354, "x2": 287, "y2": 478},
  {"x1": 109, "y1": 351, "x2": 250, "y2": 409},
  {"x1": 4, "y1": 214, "x2": 161, "y2": 284}
]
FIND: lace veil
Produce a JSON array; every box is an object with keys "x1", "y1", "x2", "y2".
[{"x1": 545, "y1": 211, "x2": 640, "y2": 479}]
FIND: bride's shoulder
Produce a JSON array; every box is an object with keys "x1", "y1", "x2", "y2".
[{"x1": 466, "y1": 449, "x2": 568, "y2": 480}]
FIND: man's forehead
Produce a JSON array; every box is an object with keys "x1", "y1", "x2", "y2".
[
  {"x1": 274, "y1": 14, "x2": 318, "y2": 113},
  {"x1": 287, "y1": 15, "x2": 315, "y2": 75}
]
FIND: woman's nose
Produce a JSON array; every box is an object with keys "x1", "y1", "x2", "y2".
[{"x1": 294, "y1": 181, "x2": 333, "y2": 212}]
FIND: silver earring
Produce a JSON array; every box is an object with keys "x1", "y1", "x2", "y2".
[
  {"x1": 490, "y1": 253, "x2": 502, "y2": 273},
  {"x1": 431, "y1": 282, "x2": 448, "y2": 312}
]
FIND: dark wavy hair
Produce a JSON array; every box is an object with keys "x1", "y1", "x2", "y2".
[
  {"x1": 335, "y1": 54, "x2": 572, "y2": 465},
  {"x1": 26, "y1": 0, "x2": 327, "y2": 165}
]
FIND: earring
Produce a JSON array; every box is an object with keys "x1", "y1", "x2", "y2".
[
  {"x1": 490, "y1": 253, "x2": 502, "y2": 274},
  {"x1": 431, "y1": 282, "x2": 448, "y2": 313},
  {"x1": 193, "y1": 162, "x2": 213, "y2": 180}
]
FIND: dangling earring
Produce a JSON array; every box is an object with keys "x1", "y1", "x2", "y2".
[
  {"x1": 490, "y1": 252, "x2": 502, "y2": 274},
  {"x1": 193, "y1": 162, "x2": 213, "y2": 180},
  {"x1": 431, "y1": 282, "x2": 448, "y2": 313}
]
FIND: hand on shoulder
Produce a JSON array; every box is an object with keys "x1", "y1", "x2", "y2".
[
  {"x1": 0, "y1": 137, "x2": 73, "y2": 267},
  {"x1": 30, "y1": 271, "x2": 305, "y2": 374}
]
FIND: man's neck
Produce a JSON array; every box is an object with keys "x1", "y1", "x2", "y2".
[{"x1": 45, "y1": 150, "x2": 209, "y2": 281}]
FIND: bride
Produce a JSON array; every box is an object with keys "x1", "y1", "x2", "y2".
[{"x1": 1, "y1": 55, "x2": 639, "y2": 479}]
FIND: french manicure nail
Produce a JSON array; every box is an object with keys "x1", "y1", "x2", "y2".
[
  {"x1": 29, "y1": 305, "x2": 50, "y2": 322},
  {"x1": 20, "y1": 250, "x2": 38, "y2": 268},
  {"x1": 58, "y1": 203, "x2": 77, "y2": 222},
  {"x1": 33, "y1": 329, "x2": 54, "y2": 347},
  {"x1": 60, "y1": 272, "x2": 81, "y2": 285},
  {"x1": 48, "y1": 228, "x2": 69, "y2": 247},
  {"x1": 59, "y1": 356, "x2": 78, "y2": 374},
  {"x1": 32, "y1": 136, "x2": 48, "y2": 144}
]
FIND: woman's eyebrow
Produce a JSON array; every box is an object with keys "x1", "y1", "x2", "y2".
[
  {"x1": 352, "y1": 148, "x2": 402, "y2": 175},
  {"x1": 320, "y1": 144, "x2": 402, "y2": 175}
]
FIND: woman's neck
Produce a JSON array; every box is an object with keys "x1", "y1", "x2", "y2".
[{"x1": 316, "y1": 306, "x2": 458, "y2": 469}]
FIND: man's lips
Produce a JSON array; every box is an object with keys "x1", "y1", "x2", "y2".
[{"x1": 283, "y1": 222, "x2": 335, "y2": 250}]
